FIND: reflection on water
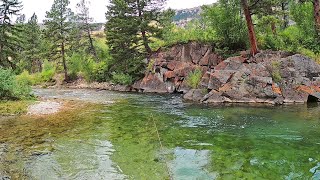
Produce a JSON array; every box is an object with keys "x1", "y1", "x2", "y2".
[{"x1": 0, "y1": 88, "x2": 320, "y2": 179}]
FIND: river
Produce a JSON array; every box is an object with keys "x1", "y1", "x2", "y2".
[{"x1": 1, "y1": 88, "x2": 320, "y2": 179}]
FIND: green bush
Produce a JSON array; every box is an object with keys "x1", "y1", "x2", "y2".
[
  {"x1": 0, "y1": 68, "x2": 32, "y2": 100},
  {"x1": 271, "y1": 61, "x2": 282, "y2": 83},
  {"x1": 185, "y1": 68, "x2": 203, "y2": 89},
  {"x1": 41, "y1": 60, "x2": 55, "y2": 82},
  {"x1": 16, "y1": 70, "x2": 35, "y2": 86},
  {"x1": 201, "y1": 2, "x2": 247, "y2": 50},
  {"x1": 112, "y1": 73, "x2": 133, "y2": 85}
]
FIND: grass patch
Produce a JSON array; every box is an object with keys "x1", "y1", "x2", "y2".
[
  {"x1": 271, "y1": 61, "x2": 282, "y2": 83},
  {"x1": 186, "y1": 68, "x2": 203, "y2": 89},
  {"x1": 0, "y1": 100, "x2": 34, "y2": 116}
]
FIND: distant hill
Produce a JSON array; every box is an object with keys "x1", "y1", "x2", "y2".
[
  {"x1": 172, "y1": 6, "x2": 202, "y2": 27},
  {"x1": 173, "y1": 6, "x2": 202, "y2": 22}
]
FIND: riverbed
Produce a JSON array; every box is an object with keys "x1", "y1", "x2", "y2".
[{"x1": 1, "y1": 88, "x2": 320, "y2": 179}]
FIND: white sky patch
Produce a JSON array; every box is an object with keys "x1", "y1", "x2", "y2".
[{"x1": 20, "y1": 0, "x2": 217, "y2": 23}]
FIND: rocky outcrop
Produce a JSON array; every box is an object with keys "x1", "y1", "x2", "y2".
[
  {"x1": 133, "y1": 42, "x2": 320, "y2": 104},
  {"x1": 133, "y1": 42, "x2": 223, "y2": 94},
  {"x1": 200, "y1": 52, "x2": 320, "y2": 104}
]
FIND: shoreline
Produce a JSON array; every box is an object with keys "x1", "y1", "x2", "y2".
[{"x1": 34, "y1": 85, "x2": 320, "y2": 106}]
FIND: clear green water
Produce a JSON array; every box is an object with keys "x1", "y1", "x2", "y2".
[{"x1": 0, "y1": 89, "x2": 320, "y2": 179}]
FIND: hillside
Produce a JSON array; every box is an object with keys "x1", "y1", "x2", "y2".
[{"x1": 173, "y1": 6, "x2": 202, "y2": 27}]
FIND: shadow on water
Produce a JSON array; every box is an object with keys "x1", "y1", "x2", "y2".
[{"x1": 1, "y1": 89, "x2": 320, "y2": 179}]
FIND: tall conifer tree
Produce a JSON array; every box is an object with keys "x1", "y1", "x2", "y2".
[
  {"x1": 44, "y1": 0, "x2": 74, "y2": 80},
  {"x1": 0, "y1": 0, "x2": 22, "y2": 69}
]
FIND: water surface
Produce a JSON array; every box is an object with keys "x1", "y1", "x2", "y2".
[{"x1": 1, "y1": 89, "x2": 320, "y2": 179}]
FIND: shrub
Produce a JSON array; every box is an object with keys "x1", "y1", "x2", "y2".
[
  {"x1": 186, "y1": 68, "x2": 203, "y2": 89},
  {"x1": 146, "y1": 59, "x2": 155, "y2": 73},
  {"x1": 0, "y1": 68, "x2": 32, "y2": 100},
  {"x1": 41, "y1": 60, "x2": 55, "y2": 82},
  {"x1": 112, "y1": 73, "x2": 133, "y2": 85},
  {"x1": 271, "y1": 61, "x2": 282, "y2": 83},
  {"x1": 16, "y1": 70, "x2": 35, "y2": 85},
  {"x1": 201, "y1": 2, "x2": 247, "y2": 50}
]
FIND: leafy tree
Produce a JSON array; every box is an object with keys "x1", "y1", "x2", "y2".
[
  {"x1": 0, "y1": 0, "x2": 23, "y2": 70},
  {"x1": 44, "y1": 0, "x2": 74, "y2": 80},
  {"x1": 202, "y1": 0, "x2": 247, "y2": 50}
]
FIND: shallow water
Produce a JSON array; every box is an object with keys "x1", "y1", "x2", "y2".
[{"x1": 1, "y1": 89, "x2": 320, "y2": 179}]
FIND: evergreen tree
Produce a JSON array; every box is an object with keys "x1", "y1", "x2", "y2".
[
  {"x1": 0, "y1": 0, "x2": 23, "y2": 69},
  {"x1": 105, "y1": 0, "x2": 170, "y2": 80},
  {"x1": 76, "y1": 0, "x2": 97, "y2": 59},
  {"x1": 44, "y1": 0, "x2": 74, "y2": 80},
  {"x1": 20, "y1": 13, "x2": 43, "y2": 73},
  {"x1": 106, "y1": 0, "x2": 142, "y2": 78}
]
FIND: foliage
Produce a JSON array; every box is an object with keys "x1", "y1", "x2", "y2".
[
  {"x1": 186, "y1": 68, "x2": 203, "y2": 89},
  {"x1": 112, "y1": 73, "x2": 133, "y2": 85},
  {"x1": 159, "y1": 21, "x2": 215, "y2": 48},
  {"x1": 146, "y1": 59, "x2": 156, "y2": 72},
  {"x1": 41, "y1": 60, "x2": 56, "y2": 82},
  {"x1": 16, "y1": 61, "x2": 55, "y2": 86},
  {"x1": 202, "y1": 0, "x2": 248, "y2": 50},
  {"x1": 67, "y1": 37, "x2": 112, "y2": 82},
  {"x1": 105, "y1": 0, "x2": 171, "y2": 80},
  {"x1": 0, "y1": 68, "x2": 32, "y2": 100},
  {"x1": 0, "y1": 100, "x2": 33, "y2": 115},
  {"x1": 271, "y1": 61, "x2": 282, "y2": 83},
  {"x1": 0, "y1": 0, "x2": 23, "y2": 70},
  {"x1": 44, "y1": 0, "x2": 75, "y2": 80},
  {"x1": 18, "y1": 13, "x2": 43, "y2": 73}
]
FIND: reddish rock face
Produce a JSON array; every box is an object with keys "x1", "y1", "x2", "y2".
[
  {"x1": 272, "y1": 83, "x2": 282, "y2": 95},
  {"x1": 139, "y1": 73, "x2": 167, "y2": 93},
  {"x1": 134, "y1": 42, "x2": 320, "y2": 104},
  {"x1": 164, "y1": 71, "x2": 175, "y2": 80}
]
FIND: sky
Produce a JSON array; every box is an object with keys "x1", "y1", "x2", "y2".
[{"x1": 21, "y1": 0, "x2": 217, "y2": 23}]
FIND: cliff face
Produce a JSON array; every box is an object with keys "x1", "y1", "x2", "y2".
[{"x1": 133, "y1": 42, "x2": 320, "y2": 104}]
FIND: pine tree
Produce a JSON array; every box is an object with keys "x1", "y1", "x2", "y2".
[
  {"x1": 105, "y1": 0, "x2": 170, "y2": 79},
  {"x1": 20, "y1": 13, "x2": 43, "y2": 73},
  {"x1": 106, "y1": 0, "x2": 145, "y2": 77},
  {"x1": 44, "y1": 0, "x2": 74, "y2": 80},
  {"x1": 76, "y1": 0, "x2": 97, "y2": 59},
  {"x1": 0, "y1": 0, "x2": 23, "y2": 69}
]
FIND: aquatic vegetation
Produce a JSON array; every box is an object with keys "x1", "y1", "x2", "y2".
[
  {"x1": 0, "y1": 100, "x2": 34, "y2": 115},
  {"x1": 1, "y1": 89, "x2": 320, "y2": 179}
]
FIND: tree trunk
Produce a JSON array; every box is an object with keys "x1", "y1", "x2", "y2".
[
  {"x1": 61, "y1": 41, "x2": 68, "y2": 81},
  {"x1": 86, "y1": 22, "x2": 98, "y2": 60},
  {"x1": 314, "y1": 0, "x2": 320, "y2": 38},
  {"x1": 271, "y1": 22, "x2": 277, "y2": 35},
  {"x1": 241, "y1": 0, "x2": 258, "y2": 55},
  {"x1": 281, "y1": 3, "x2": 289, "y2": 29}
]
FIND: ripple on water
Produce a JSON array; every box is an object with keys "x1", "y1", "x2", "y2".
[{"x1": 26, "y1": 140, "x2": 126, "y2": 180}]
